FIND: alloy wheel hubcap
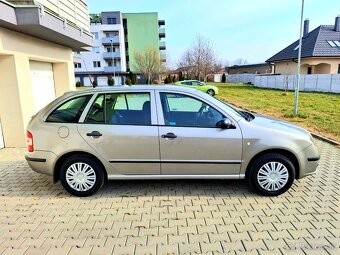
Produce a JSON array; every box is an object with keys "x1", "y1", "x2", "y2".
[
  {"x1": 257, "y1": 162, "x2": 289, "y2": 191},
  {"x1": 66, "y1": 163, "x2": 96, "y2": 192},
  {"x1": 208, "y1": 90, "x2": 214, "y2": 95}
]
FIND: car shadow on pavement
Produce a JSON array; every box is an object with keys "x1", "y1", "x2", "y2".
[{"x1": 0, "y1": 160, "x2": 311, "y2": 200}]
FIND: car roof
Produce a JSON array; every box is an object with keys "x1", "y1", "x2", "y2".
[{"x1": 64, "y1": 85, "x2": 199, "y2": 97}]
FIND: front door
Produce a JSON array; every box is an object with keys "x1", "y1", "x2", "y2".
[
  {"x1": 78, "y1": 91, "x2": 160, "y2": 175},
  {"x1": 157, "y1": 92, "x2": 242, "y2": 175}
]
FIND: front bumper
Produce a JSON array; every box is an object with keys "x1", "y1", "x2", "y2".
[
  {"x1": 297, "y1": 143, "x2": 320, "y2": 179},
  {"x1": 25, "y1": 151, "x2": 57, "y2": 176}
]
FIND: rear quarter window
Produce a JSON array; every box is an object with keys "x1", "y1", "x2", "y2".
[{"x1": 46, "y1": 95, "x2": 92, "y2": 123}]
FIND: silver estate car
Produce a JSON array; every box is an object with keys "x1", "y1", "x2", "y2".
[{"x1": 25, "y1": 86, "x2": 320, "y2": 197}]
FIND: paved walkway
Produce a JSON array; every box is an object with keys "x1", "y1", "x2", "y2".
[{"x1": 0, "y1": 139, "x2": 339, "y2": 255}]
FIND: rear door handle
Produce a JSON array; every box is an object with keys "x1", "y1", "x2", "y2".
[
  {"x1": 161, "y1": 132, "x2": 177, "y2": 139},
  {"x1": 86, "y1": 131, "x2": 102, "y2": 137}
]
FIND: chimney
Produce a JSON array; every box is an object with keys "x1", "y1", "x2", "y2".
[
  {"x1": 303, "y1": 19, "x2": 309, "y2": 38},
  {"x1": 335, "y1": 15, "x2": 340, "y2": 32}
]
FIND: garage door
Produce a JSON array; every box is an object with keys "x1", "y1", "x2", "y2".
[
  {"x1": 97, "y1": 76, "x2": 108, "y2": 86},
  {"x1": 30, "y1": 61, "x2": 56, "y2": 113}
]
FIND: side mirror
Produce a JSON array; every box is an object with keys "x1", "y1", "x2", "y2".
[{"x1": 216, "y1": 118, "x2": 236, "y2": 129}]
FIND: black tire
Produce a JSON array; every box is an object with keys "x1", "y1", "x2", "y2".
[
  {"x1": 248, "y1": 153, "x2": 295, "y2": 196},
  {"x1": 59, "y1": 155, "x2": 105, "y2": 197},
  {"x1": 207, "y1": 89, "x2": 215, "y2": 96}
]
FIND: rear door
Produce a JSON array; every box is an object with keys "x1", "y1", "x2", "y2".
[
  {"x1": 157, "y1": 92, "x2": 242, "y2": 175},
  {"x1": 78, "y1": 91, "x2": 160, "y2": 175}
]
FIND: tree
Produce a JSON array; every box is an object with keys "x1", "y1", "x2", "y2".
[
  {"x1": 133, "y1": 46, "x2": 165, "y2": 84},
  {"x1": 177, "y1": 35, "x2": 216, "y2": 82},
  {"x1": 221, "y1": 73, "x2": 226, "y2": 83},
  {"x1": 107, "y1": 75, "x2": 114, "y2": 86},
  {"x1": 178, "y1": 71, "x2": 184, "y2": 81},
  {"x1": 232, "y1": 58, "x2": 248, "y2": 66}
]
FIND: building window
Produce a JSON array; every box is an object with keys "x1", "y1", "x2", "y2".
[
  {"x1": 74, "y1": 63, "x2": 81, "y2": 69},
  {"x1": 93, "y1": 61, "x2": 101, "y2": 68},
  {"x1": 338, "y1": 64, "x2": 340, "y2": 74},
  {"x1": 107, "y1": 18, "x2": 117, "y2": 24},
  {"x1": 107, "y1": 60, "x2": 117, "y2": 67},
  {"x1": 106, "y1": 47, "x2": 116, "y2": 52},
  {"x1": 92, "y1": 47, "x2": 100, "y2": 53},
  {"x1": 92, "y1": 32, "x2": 99, "y2": 40},
  {"x1": 105, "y1": 32, "x2": 118, "y2": 38}
]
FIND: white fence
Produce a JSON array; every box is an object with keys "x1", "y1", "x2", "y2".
[{"x1": 226, "y1": 74, "x2": 340, "y2": 93}]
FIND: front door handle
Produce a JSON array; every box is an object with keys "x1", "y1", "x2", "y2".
[
  {"x1": 86, "y1": 131, "x2": 102, "y2": 137},
  {"x1": 161, "y1": 133, "x2": 177, "y2": 139}
]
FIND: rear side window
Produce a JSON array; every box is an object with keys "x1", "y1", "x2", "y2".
[
  {"x1": 85, "y1": 93, "x2": 151, "y2": 125},
  {"x1": 46, "y1": 95, "x2": 92, "y2": 123}
]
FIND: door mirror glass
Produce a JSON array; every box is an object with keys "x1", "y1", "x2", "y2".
[{"x1": 216, "y1": 118, "x2": 235, "y2": 129}]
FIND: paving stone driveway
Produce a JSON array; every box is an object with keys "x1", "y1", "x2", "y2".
[{"x1": 0, "y1": 139, "x2": 339, "y2": 255}]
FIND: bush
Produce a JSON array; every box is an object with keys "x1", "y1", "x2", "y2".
[
  {"x1": 131, "y1": 73, "x2": 137, "y2": 85},
  {"x1": 92, "y1": 81, "x2": 97, "y2": 87},
  {"x1": 164, "y1": 76, "x2": 169, "y2": 84},
  {"x1": 75, "y1": 81, "x2": 81, "y2": 87},
  {"x1": 221, "y1": 73, "x2": 226, "y2": 83},
  {"x1": 125, "y1": 77, "x2": 132, "y2": 85},
  {"x1": 107, "y1": 75, "x2": 114, "y2": 86}
]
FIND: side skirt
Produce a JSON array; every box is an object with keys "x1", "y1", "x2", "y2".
[{"x1": 107, "y1": 174, "x2": 245, "y2": 180}]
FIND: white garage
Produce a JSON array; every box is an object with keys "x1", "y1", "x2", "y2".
[{"x1": 30, "y1": 61, "x2": 56, "y2": 113}]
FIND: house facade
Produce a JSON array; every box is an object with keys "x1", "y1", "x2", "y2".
[
  {"x1": 227, "y1": 63, "x2": 274, "y2": 74},
  {"x1": 267, "y1": 17, "x2": 340, "y2": 75},
  {"x1": 74, "y1": 12, "x2": 166, "y2": 86},
  {"x1": 0, "y1": 0, "x2": 92, "y2": 148}
]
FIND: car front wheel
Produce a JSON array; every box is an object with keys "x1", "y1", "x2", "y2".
[
  {"x1": 60, "y1": 155, "x2": 105, "y2": 197},
  {"x1": 248, "y1": 153, "x2": 295, "y2": 196},
  {"x1": 207, "y1": 89, "x2": 215, "y2": 96}
]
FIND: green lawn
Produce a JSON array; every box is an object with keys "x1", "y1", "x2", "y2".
[{"x1": 215, "y1": 83, "x2": 340, "y2": 142}]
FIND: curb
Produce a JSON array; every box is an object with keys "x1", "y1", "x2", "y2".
[{"x1": 311, "y1": 133, "x2": 340, "y2": 146}]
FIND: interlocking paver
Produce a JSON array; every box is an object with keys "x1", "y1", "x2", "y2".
[{"x1": 0, "y1": 139, "x2": 338, "y2": 255}]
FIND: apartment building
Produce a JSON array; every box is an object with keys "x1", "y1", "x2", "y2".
[
  {"x1": 0, "y1": 0, "x2": 92, "y2": 147},
  {"x1": 74, "y1": 12, "x2": 166, "y2": 86}
]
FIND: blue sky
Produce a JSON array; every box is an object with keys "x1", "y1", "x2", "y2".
[{"x1": 87, "y1": 0, "x2": 339, "y2": 67}]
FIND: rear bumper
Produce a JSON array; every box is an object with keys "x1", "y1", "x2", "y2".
[{"x1": 25, "y1": 151, "x2": 57, "y2": 176}]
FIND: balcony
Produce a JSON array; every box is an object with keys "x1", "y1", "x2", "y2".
[
  {"x1": 104, "y1": 66, "x2": 122, "y2": 73},
  {"x1": 159, "y1": 41, "x2": 166, "y2": 50},
  {"x1": 160, "y1": 51, "x2": 166, "y2": 62},
  {"x1": 103, "y1": 52, "x2": 121, "y2": 60},
  {"x1": 102, "y1": 37, "x2": 120, "y2": 46},
  {"x1": 159, "y1": 28, "x2": 165, "y2": 38},
  {"x1": 0, "y1": 1, "x2": 92, "y2": 50},
  {"x1": 158, "y1": 20, "x2": 165, "y2": 26}
]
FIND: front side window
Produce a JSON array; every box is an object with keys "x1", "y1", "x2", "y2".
[
  {"x1": 160, "y1": 93, "x2": 224, "y2": 127},
  {"x1": 192, "y1": 81, "x2": 203, "y2": 85},
  {"x1": 85, "y1": 93, "x2": 151, "y2": 125},
  {"x1": 46, "y1": 95, "x2": 92, "y2": 123}
]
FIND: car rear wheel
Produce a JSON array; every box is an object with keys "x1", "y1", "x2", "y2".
[
  {"x1": 248, "y1": 153, "x2": 295, "y2": 196},
  {"x1": 207, "y1": 89, "x2": 215, "y2": 96},
  {"x1": 60, "y1": 155, "x2": 105, "y2": 197}
]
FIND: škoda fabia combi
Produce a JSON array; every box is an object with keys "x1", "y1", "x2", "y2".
[{"x1": 26, "y1": 86, "x2": 319, "y2": 196}]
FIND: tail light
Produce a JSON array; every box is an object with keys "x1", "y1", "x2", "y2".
[{"x1": 26, "y1": 131, "x2": 34, "y2": 152}]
